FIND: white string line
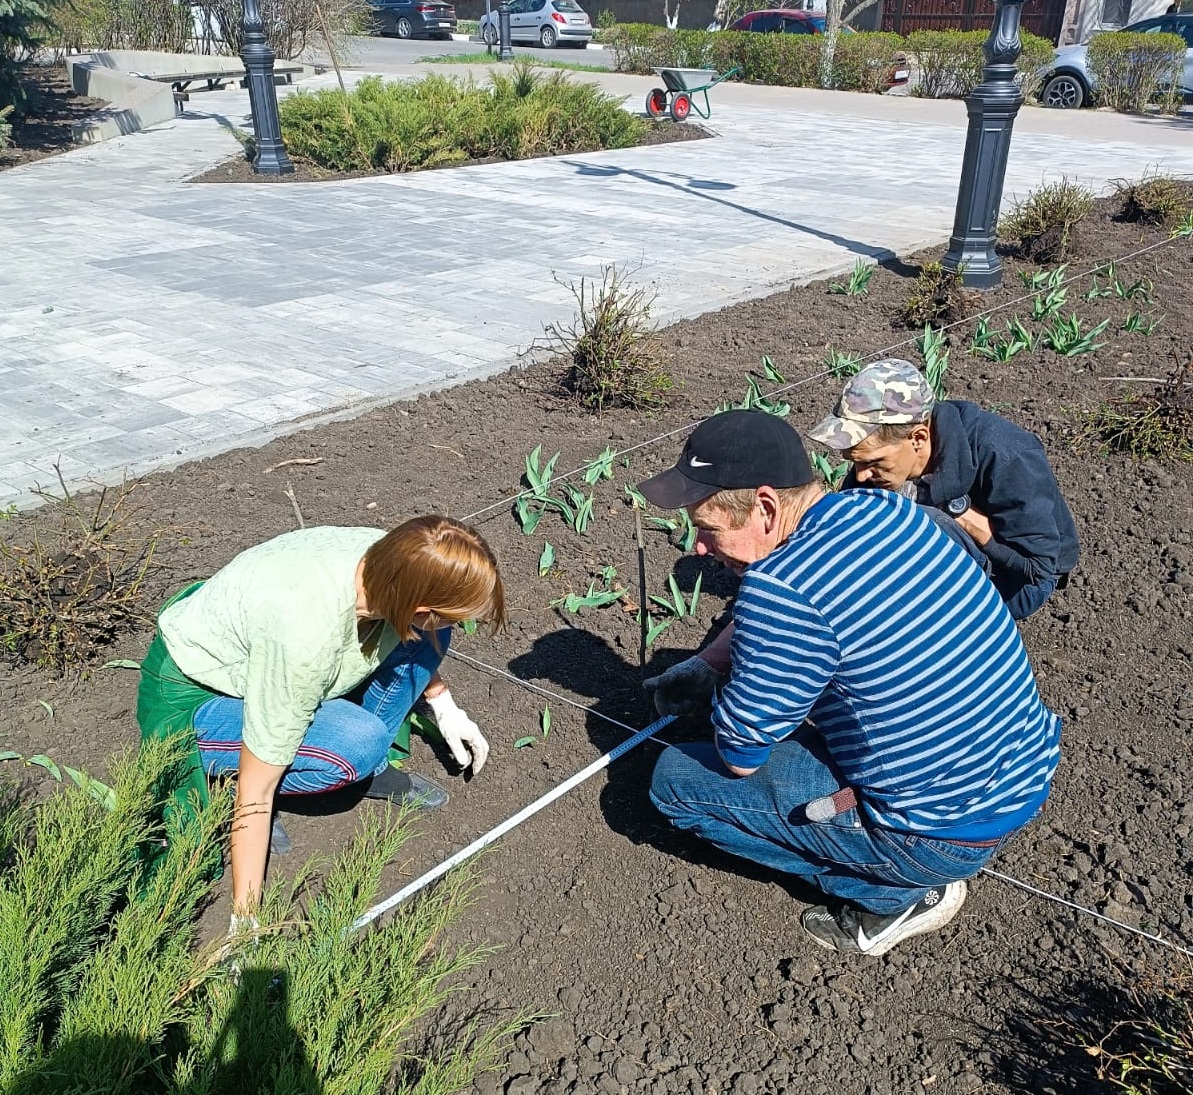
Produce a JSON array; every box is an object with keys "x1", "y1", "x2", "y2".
[
  {"x1": 980, "y1": 867, "x2": 1193, "y2": 957},
  {"x1": 457, "y1": 234, "x2": 1183, "y2": 528},
  {"x1": 446, "y1": 647, "x2": 646, "y2": 737},
  {"x1": 449, "y1": 650, "x2": 1193, "y2": 959}
]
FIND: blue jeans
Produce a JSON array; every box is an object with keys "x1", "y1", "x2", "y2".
[
  {"x1": 193, "y1": 629, "x2": 449, "y2": 795},
  {"x1": 928, "y1": 509, "x2": 1058, "y2": 620},
  {"x1": 650, "y1": 733, "x2": 1010, "y2": 914},
  {"x1": 993, "y1": 571, "x2": 1059, "y2": 621}
]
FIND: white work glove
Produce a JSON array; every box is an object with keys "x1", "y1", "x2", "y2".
[
  {"x1": 643, "y1": 656, "x2": 723, "y2": 717},
  {"x1": 217, "y1": 912, "x2": 260, "y2": 973},
  {"x1": 228, "y1": 912, "x2": 259, "y2": 940},
  {"x1": 427, "y1": 690, "x2": 489, "y2": 775}
]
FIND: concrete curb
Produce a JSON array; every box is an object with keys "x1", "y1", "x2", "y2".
[
  {"x1": 64, "y1": 50, "x2": 319, "y2": 145},
  {"x1": 457, "y1": 31, "x2": 605, "y2": 48}
]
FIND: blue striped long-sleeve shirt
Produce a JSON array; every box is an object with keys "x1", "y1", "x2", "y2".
[{"x1": 713, "y1": 489, "x2": 1061, "y2": 841}]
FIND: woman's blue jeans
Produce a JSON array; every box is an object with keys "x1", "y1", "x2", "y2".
[
  {"x1": 650, "y1": 730, "x2": 1011, "y2": 915},
  {"x1": 193, "y1": 630, "x2": 448, "y2": 795}
]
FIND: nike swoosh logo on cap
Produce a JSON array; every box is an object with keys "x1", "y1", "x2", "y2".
[{"x1": 689, "y1": 457, "x2": 713, "y2": 467}]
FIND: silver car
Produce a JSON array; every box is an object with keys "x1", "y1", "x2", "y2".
[
  {"x1": 478, "y1": 0, "x2": 593, "y2": 48},
  {"x1": 1040, "y1": 12, "x2": 1193, "y2": 107}
]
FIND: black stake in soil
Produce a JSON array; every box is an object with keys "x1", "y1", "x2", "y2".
[{"x1": 635, "y1": 506, "x2": 648, "y2": 682}]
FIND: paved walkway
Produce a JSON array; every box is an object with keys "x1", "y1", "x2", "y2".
[{"x1": 2, "y1": 65, "x2": 1192, "y2": 508}]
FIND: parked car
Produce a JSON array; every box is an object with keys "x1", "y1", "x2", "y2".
[
  {"x1": 725, "y1": 9, "x2": 911, "y2": 87},
  {"x1": 477, "y1": 0, "x2": 593, "y2": 48},
  {"x1": 368, "y1": 0, "x2": 457, "y2": 39},
  {"x1": 1039, "y1": 12, "x2": 1193, "y2": 107},
  {"x1": 728, "y1": 9, "x2": 840, "y2": 33}
]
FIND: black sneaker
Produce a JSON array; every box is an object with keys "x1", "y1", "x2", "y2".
[
  {"x1": 801, "y1": 881, "x2": 967, "y2": 957},
  {"x1": 269, "y1": 815, "x2": 293, "y2": 857},
  {"x1": 362, "y1": 767, "x2": 449, "y2": 810}
]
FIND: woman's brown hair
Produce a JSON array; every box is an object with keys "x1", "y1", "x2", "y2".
[{"x1": 362, "y1": 516, "x2": 507, "y2": 642}]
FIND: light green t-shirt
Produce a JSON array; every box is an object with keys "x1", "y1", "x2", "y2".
[{"x1": 158, "y1": 526, "x2": 399, "y2": 768}]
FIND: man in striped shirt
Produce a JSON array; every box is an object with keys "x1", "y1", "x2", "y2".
[{"x1": 638, "y1": 409, "x2": 1062, "y2": 956}]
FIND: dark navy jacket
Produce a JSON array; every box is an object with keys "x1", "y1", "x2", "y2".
[{"x1": 847, "y1": 401, "x2": 1079, "y2": 585}]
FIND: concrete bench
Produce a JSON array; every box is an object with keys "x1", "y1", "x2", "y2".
[
  {"x1": 129, "y1": 62, "x2": 306, "y2": 113},
  {"x1": 66, "y1": 51, "x2": 315, "y2": 140}
]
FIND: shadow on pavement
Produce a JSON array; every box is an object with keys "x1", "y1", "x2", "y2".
[{"x1": 563, "y1": 157, "x2": 904, "y2": 262}]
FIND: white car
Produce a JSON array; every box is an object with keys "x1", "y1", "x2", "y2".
[
  {"x1": 478, "y1": 0, "x2": 593, "y2": 48},
  {"x1": 1039, "y1": 12, "x2": 1193, "y2": 107}
]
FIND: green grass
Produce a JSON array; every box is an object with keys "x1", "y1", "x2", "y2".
[{"x1": 422, "y1": 51, "x2": 609, "y2": 73}]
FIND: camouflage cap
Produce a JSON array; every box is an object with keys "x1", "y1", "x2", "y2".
[{"x1": 807, "y1": 358, "x2": 935, "y2": 450}]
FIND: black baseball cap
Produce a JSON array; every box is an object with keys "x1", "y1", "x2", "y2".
[{"x1": 637, "y1": 410, "x2": 815, "y2": 510}]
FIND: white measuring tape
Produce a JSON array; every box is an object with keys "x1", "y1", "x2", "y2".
[
  {"x1": 350, "y1": 713, "x2": 676, "y2": 933},
  {"x1": 347, "y1": 674, "x2": 1192, "y2": 956}
]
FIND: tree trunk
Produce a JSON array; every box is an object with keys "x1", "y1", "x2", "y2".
[
  {"x1": 821, "y1": 0, "x2": 844, "y2": 87},
  {"x1": 843, "y1": 0, "x2": 884, "y2": 28}
]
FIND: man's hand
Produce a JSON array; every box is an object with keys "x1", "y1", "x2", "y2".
[
  {"x1": 427, "y1": 691, "x2": 489, "y2": 774},
  {"x1": 954, "y1": 505, "x2": 994, "y2": 547},
  {"x1": 643, "y1": 656, "x2": 723, "y2": 717}
]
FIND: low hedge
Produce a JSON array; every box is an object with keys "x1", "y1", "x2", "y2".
[
  {"x1": 604, "y1": 23, "x2": 907, "y2": 94},
  {"x1": 278, "y1": 70, "x2": 646, "y2": 173},
  {"x1": 1087, "y1": 30, "x2": 1187, "y2": 113},
  {"x1": 606, "y1": 23, "x2": 1057, "y2": 97},
  {"x1": 906, "y1": 29, "x2": 1055, "y2": 99}
]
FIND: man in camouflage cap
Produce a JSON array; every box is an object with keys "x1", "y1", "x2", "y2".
[
  {"x1": 808, "y1": 359, "x2": 935, "y2": 451},
  {"x1": 808, "y1": 358, "x2": 1078, "y2": 619}
]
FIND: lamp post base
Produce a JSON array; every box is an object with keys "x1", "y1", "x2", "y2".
[
  {"x1": 940, "y1": 0, "x2": 1027, "y2": 291},
  {"x1": 940, "y1": 91, "x2": 1022, "y2": 289},
  {"x1": 498, "y1": 0, "x2": 514, "y2": 60},
  {"x1": 241, "y1": 0, "x2": 294, "y2": 176}
]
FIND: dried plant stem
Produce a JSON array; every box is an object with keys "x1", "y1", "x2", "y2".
[
  {"x1": 283, "y1": 482, "x2": 305, "y2": 529},
  {"x1": 265, "y1": 457, "x2": 324, "y2": 473}
]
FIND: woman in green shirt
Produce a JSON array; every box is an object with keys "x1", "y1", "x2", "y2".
[{"x1": 137, "y1": 515, "x2": 506, "y2": 923}]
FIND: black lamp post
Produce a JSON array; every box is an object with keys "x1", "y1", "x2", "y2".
[
  {"x1": 939, "y1": 0, "x2": 1027, "y2": 288},
  {"x1": 241, "y1": 0, "x2": 294, "y2": 175},
  {"x1": 498, "y1": 0, "x2": 514, "y2": 60}
]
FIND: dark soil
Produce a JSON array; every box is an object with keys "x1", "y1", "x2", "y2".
[
  {"x1": 188, "y1": 119, "x2": 712, "y2": 183},
  {"x1": 0, "y1": 64, "x2": 105, "y2": 171},
  {"x1": 3, "y1": 191, "x2": 1193, "y2": 1095}
]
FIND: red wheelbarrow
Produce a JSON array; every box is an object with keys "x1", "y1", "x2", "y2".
[{"x1": 645, "y1": 65, "x2": 741, "y2": 122}]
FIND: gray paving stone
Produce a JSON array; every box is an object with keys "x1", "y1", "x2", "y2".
[{"x1": 3, "y1": 70, "x2": 1191, "y2": 508}]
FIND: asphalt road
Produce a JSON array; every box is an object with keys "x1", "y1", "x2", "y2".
[{"x1": 313, "y1": 32, "x2": 615, "y2": 71}]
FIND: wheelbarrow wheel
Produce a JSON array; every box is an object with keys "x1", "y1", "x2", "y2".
[
  {"x1": 669, "y1": 93, "x2": 692, "y2": 122},
  {"x1": 646, "y1": 88, "x2": 668, "y2": 118}
]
